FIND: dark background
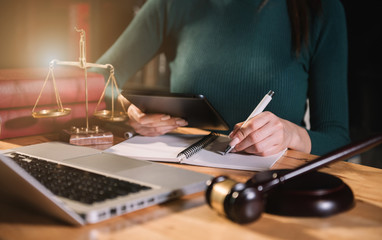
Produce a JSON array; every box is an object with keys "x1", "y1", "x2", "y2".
[
  {"x1": 341, "y1": 0, "x2": 382, "y2": 168},
  {"x1": 0, "y1": 0, "x2": 381, "y2": 168}
]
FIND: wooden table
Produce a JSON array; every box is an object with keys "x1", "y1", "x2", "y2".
[{"x1": 1, "y1": 131, "x2": 382, "y2": 240}]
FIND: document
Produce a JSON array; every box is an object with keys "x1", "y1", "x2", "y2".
[{"x1": 105, "y1": 133, "x2": 286, "y2": 171}]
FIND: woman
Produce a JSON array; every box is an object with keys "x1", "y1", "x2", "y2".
[{"x1": 96, "y1": 0, "x2": 350, "y2": 156}]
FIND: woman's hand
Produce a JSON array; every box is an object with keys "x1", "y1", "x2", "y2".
[
  {"x1": 127, "y1": 104, "x2": 188, "y2": 136},
  {"x1": 229, "y1": 111, "x2": 311, "y2": 156}
]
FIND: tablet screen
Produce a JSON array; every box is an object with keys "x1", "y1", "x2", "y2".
[{"x1": 121, "y1": 89, "x2": 229, "y2": 131}]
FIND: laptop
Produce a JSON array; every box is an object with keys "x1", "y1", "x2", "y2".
[{"x1": 0, "y1": 142, "x2": 212, "y2": 226}]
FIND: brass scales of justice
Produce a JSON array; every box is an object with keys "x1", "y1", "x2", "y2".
[{"x1": 31, "y1": 28, "x2": 128, "y2": 145}]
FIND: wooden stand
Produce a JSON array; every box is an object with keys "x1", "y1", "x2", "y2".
[{"x1": 60, "y1": 126, "x2": 113, "y2": 146}]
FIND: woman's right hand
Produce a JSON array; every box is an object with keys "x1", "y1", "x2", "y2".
[{"x1": 127, "y1": 104, "x2": 188, "y2": 136}]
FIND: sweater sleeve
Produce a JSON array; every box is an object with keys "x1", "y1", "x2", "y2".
[
  {"x1": 94, "y1": 0, "x2": 168, "y2": 89},
  {"x1": 306, "y1": 0, "x2": 350, "y2": 155}
]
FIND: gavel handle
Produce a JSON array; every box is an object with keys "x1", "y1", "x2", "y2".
[{"x1": 282, "y1": 133, "x2": 382, "y2": 182}]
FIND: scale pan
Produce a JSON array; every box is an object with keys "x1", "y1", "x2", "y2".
[
  {"x1": 32, "y1": 108, "x2": 71, "y2": 118},
  {"x1": 94, "y1": 110, "x2": 127, "y2": 122}
]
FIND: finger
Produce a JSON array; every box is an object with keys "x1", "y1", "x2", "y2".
[
  {"x1": 233, "y1": 112, "x2": 276, "y2": 152},
  {"x1": 138, "y1": 115, "x2": 174, "y2": 127},
  {"x1": 127, "y1": 104, "x2": 168, "y2": 124},
  {"x1": 228, "y1": 122, "x2": 244, "y2": 138},
  {"x1": 139, "y1": 114, "x2": 172, "y2": 125},
  {"x1": 230, "y1": 111, "x2": 274, "y2": 140},
  {"x1": 236, "y1": 120, "x2": 286, "y2": 156},
  {"x1": 135, "y1": 125, "x2": 179, "y2": 137},
  {"x1": 226, "y1": 125, "x2": 247, "y2": 152},
  {"x1": 127, "y1": 104, "x2": 145, "y2": 122},
  {"x1": 239, "y1": 112, "x2": 273, "y2": 138},
  {"x1": 129, "y1": 115, "x2": 188, "y2": 136},
  {"x1": 174, "y1": 118, "x2": 188, "y2": 127},
  {"x1": 233, "y1": 125, "x2": 271, "y2": 153},
  {"x1": 228, "y1": 114, "x2": 267, "y2": 148},
  {"x1": 140, "y1": 117, "x2": 188, "y2": 128},
  {"x1": 129, "y1": 117, "x2": 174, "y2": 132},
  {"x1": 243, "y1": 128, "x2": 286, "y2": 156}
]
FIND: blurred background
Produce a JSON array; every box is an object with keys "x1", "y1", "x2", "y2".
[{"x1": 0, "y1": 0, "x2": 381, "y2": 168}]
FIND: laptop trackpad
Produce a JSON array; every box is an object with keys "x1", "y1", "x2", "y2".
[{"x1": 64, "y1": 152, "x2": 151, "y2": 174}]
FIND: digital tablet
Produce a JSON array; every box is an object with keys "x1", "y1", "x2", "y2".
[{"x1": 121, "y1": 89, "x2": 229, "y2": 131}]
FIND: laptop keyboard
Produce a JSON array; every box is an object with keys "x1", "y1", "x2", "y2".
[{"x1": 5, "y1": 152, "x2": 152, "y2": 205}]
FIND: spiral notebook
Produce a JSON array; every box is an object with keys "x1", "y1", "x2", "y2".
[{"x1": 105, "y1": 133, "x2": 286, "y2": 171}]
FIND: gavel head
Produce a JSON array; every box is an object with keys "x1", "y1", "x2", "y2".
[{"x1": 205, "y1": 175, "x2": 264, "y2": 224}]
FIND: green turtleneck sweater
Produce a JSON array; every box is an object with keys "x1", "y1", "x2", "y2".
[{"x1": 96, "y1": 0, "x2": 350, "y2": 155}]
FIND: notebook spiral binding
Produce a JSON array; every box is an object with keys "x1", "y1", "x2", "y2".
[{"x1": 177, "y1": 132, "x2": 219, "y2": 159}]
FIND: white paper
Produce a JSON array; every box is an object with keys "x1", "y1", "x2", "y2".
[{"x1": 104, "y1": 133, "x2": 286, "y2": 171}]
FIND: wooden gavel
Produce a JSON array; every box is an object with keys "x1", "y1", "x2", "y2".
[{"x1": 206, "y1": 133, "x2": 382, "y2": 224}]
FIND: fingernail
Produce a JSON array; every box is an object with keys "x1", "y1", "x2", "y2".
[
  {"x1": 228, "y1": 131, "x2": 234, "y2": 138},
  {"x1": 176, "y1": 120, "x2": 188, "y2": 126},
  {"x1": 161, "y1": 115, "x2": 171, "y2": 121},
  {"x1": 230, "y1": 137, "x2": 240, "y2": 146},
  {"x1": 133, "y1": 107, "x2": 145, "y2": 118}
]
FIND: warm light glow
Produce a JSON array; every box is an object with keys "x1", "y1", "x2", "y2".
[{"x1": 33, "y1": 42, "x2": 69, "y2": 67}]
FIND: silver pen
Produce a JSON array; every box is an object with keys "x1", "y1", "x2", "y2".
[{"x1": 223, "y1": 90, "x2": 274, "y2": 155}]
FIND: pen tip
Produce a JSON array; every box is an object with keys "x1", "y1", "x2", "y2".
[{"x1": 223, "y1": 145, "x2": 233, "y2": 155}]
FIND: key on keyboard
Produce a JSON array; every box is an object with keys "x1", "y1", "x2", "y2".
[{"x1": 6, "y1": 152, "x2": 152, "y2": 205}]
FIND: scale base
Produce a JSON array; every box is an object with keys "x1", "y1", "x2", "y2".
[{"x1": 60, "y1": 126, "x2": 113, "y2": 146}]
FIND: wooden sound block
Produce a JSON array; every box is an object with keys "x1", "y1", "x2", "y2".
[
  {"x1": 251, "y1": 169, "x2": 355, "y2": 217},
  {"x1": 60, "y1": 126, "x2": 113, "y2": 146}
]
